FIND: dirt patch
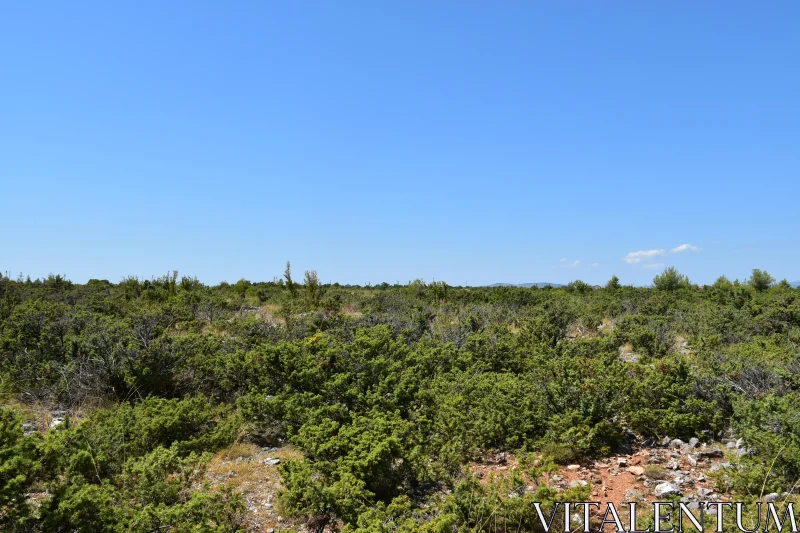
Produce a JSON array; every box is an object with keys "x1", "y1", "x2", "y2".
[
  {"x1": 468, "y1": 443, "x2": 732, "y2": 529},
  {"x1": 550, "y1": 445, "x2": 728, "y2": 509},
  {"x1": 469, "y1": 452, "x2": 521, "y2": 483}
]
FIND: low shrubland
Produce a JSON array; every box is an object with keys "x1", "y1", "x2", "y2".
[{"x1": 1, "y1": 268, "x2": 798, "y2": 530}]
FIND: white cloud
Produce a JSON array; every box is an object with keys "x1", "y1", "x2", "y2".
[
  {"x1": 591, "y1": 263, "x2": 600, "y2": 268},
  {"x1": 671, "y1": 243, "x2": 701, "y2": 253},
  {"x1": 624, "y1": 243, "x2": 701, "y2": 268},
  {"x1": 557, "y1": 259, "x2": 580, "y2": 268},
  {"x1": 560, "y1": 258, "x2": 567, "y2": 262},
  {"x1": 624, "y1": 249, "x2": 665, "y2": 264}
]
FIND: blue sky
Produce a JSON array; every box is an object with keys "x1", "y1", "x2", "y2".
[{"x1": 2, "y1": 2, "x2": 798, "y2": 286}]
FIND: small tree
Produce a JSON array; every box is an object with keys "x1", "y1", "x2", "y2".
[
  {"x1": 712, "y1": 275, "x2": 733, "y2": 290},
  {"x1": 652, "y1": 267, "x2": 690, "y2": 291},
  {"x1": 284, "y1": 261, "x2": 298, "y2": 299},
  {"x1": 566, "y1": 280, "x2": 592, "y2": 294},
  {"x1": 167, "y1": 270, "x2": 179, "y2": 297},
  {"x1": 749, "y1": 269, "x2": 775, "y2": 292},
  {"x1": 430, "y1": 281, "x2": 448, "y2": 302},
  {"x1": 233, "y1": 278, "x2": 250, "y2": 301},
  {"x1": 605, "y1": 275, "x2": 621, "y2": 290},
  {"x1": 304, "y1": 270, "x2": 320, "y2": 305}
]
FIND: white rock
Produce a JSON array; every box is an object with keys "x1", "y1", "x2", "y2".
[
  {"x1": 697, "y1": 487, "x2": 714, "y2": 498},
  {"x1": 625, "y1": 489, "x2": 642, "y2": 500},
  {"x1": 655, "y1": 482, "x2": 681, "y2": 497}
]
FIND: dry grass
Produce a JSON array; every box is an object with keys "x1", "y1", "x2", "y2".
[
  {"x1": 341, "y1": 304, "x2": 362, "y2": 318},
  {"x1": 644, "y1": 464, "x2": 668, "y2": 480},
  {"x1": 566, "y1": 320, "x2": 598, "y2": 340},
  {"x1": 215, "y1": 442, "x2": 263, "y2": 461},
  {"x1": 468, "y1": 452, "x2": 523, "y2": 486},
  {"x1": 204, "y1": 443, "x2": 303, "y2": 533},
  {"x1": 258, "y1": 304, "x2": 285, "y2": 325},
  {"x1": 6, "y1": 399, "x2": 103, "y2": 435},
  {"x1": 673, "y1": 334, "x2": 692, "y2": 355},
  {"x1": 597, "y1": 316, "x2": 615, "y2": 333}
]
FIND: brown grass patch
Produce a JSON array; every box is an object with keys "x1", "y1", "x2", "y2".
[
  {"x1": 341, "y1": 304, "x2": 362, "y2": 318},
  {"x1": 566, "y1": 320, "x2": 598, "y2": 340},
  {"x1": 257, "y1": 304, "x2": 285, "y2": 325},
  {"x1": 598, "y1": 316, "x2": 615, "y2": 333},
  {"x1": 6, "y1": 400, "x2": 101, "y2": 435},
  {"x1": 204, "y1": 443, "x2": 303, "y2": 533}
]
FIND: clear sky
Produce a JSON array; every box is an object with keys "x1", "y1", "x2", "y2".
[{"x1": 2, "y1": 2, "x2": 798, "y2": 286}]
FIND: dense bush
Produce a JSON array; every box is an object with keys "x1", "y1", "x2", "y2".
[
  {"x1": 0, "y1": 270, "x2": 798, "y2": 530},
  {"x1": 0, "y1": 406, "x2": 40, "y2": 531}
]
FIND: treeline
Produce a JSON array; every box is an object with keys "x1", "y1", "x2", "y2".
[{"x1": 1, "y1": 266, "x2": 799, "y2": 532}]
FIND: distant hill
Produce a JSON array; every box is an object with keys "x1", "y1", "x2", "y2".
[
  {"x1": 488, "y1": 282, "x2": 564, "y2": 288},
  {"x1": 791, "y1": 281, "x2": 800, "y2": 288}
]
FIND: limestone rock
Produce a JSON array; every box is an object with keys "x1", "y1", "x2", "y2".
[
  {"x1": 655, "y1": 482, "x2": 681, "y2": 497},
  {"x1": 627, "y1": 466, "x2": 645, "y2": 476}
]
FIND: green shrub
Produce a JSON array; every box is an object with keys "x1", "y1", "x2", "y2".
[
  {"x1": 0, "y1": 406, "x2": 39, "y2": 530},
  {"x1": 729, "y1": 393, "x2": 800, "y2": 494}
]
